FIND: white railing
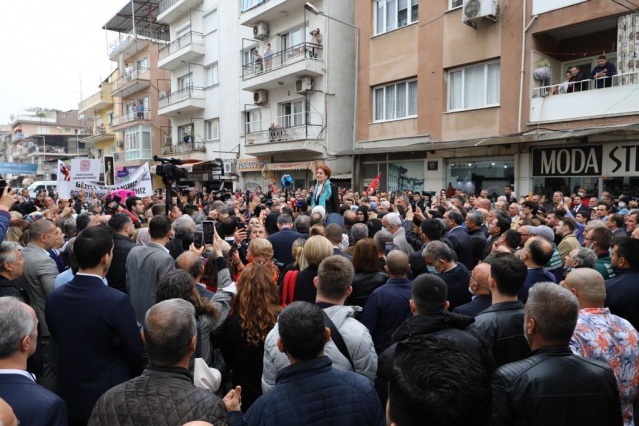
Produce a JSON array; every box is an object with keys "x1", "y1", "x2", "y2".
[
  {"x1": 112, "y1": 67, "x2": 150, "y2": 92},
  {"x1": 159, "y1": 32, "x2": 203, "y2": 60},
  {"x1": 531, "y1": 71, "x2": 639, "y2": 98},
  {"x1": 112, "y1": 110, "x2": 151, "y2": 126},
  {"x1": 241, "y1": 0, "x2": 268, "y2": 12},
  {"x1": 159, "y1": 0, "x2": 179, "y2": 14},
  {"x1": 245, "y1": 112, "x2": 323, "y2": 145},
  {"x1": 108, "y1": 28, "x2": 170, "y2": 56},
  {"x1": 242, "y1": 42, "x2": 323, "y2": 80},
  {"x1": 158, "y1": 87, "x2": 204, "y2": 109}
]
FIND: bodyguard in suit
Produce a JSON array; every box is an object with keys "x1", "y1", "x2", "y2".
[
  {"x1": 443, "y1": 210, "x2": 473, "y2": 270},
  {"x1": 267, "y1": 214, "x2": 304, "y2": 265},
  {"x1": 15, "y1": 218, "x2": 60, "y2": 391},
  {"x1": 126, "y1": 214, "x2": 175, "y2": 323},
  {"x1": 0, "y1": 297, "x2": 67, "y2": 426},
  {"x1": 106, "y1": 213, "x2": 136, "y2": 294},
  {"x1": 46, "y1": 225, "x2": 144, "y2": 425}
]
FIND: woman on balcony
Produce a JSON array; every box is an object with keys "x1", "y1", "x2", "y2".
[{"x1": 308, "y1": 165, "x2": 340, "y2": 215}]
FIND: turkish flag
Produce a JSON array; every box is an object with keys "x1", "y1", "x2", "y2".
[{"x1": 366, "y1": 173, "x2": 382, "y2": 195}]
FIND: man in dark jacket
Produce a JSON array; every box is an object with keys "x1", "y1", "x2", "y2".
[
  {"x1": 471, "y1": 253, "x2": 530, "y2": 367},
  {"x1": 443, "y1": 210, "x2": 473, "y2": 270},
  {"x1": 605, "y1": 237, "x2": 639, "y2": 331},
  {"x1": 453, "y1": 262, "x2": 492, "y2": 317},
  {"x1": 106, "y1": 213, "x2": 136, "y2": 294},
  {"x1": 90, "y1": 299, "x2": 230, "y2": 426},
  {"x1": 0, "y1": 242, "x2": 27, "y2": 302},
  {"x1": 267, "y1": 214, "x2": 304, "y2": 265},
  {"x1": 491, "y1": 282, "x2": 623, "y2": 425},
  {"x1": 375, "y1": 273, "x2": 492, "y2": 406},
  {"x1": 519, "y1": 236, "x2": 556, "y2": 303},
  {"x1": 226, "y1": 302, "x2": 384, "y2": 426},
  {"x1": 465, "y1": 211, "x2": 487, "y2": 268},
  {"x1": 423, "y1": 240, "x2": 471, "y2": 310}
]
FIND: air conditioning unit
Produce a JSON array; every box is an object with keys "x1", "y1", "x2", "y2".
[
  {"x1": 224, "y1": 162, "x2": 236, "y2": 174},
  {"x1": 253, "y1": 22, "x2": 269, "y2": 40},
  {"x1": 253, "y1": 90, "x2": 268, "y2": 105},
  {"x1": 116, "y1": 140, "x2": 123, "y2": 148},
  {"x1": 295, "y1": 77, "x2": 313, "y2": 94},
  {"x1": 462, "y1": 0, "x2": 497, "y2": 26}
]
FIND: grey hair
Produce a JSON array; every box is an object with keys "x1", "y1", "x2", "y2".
[
  {"x1": 192, "y1": 212, "x2": 207, "y2": 225},
  {"x1": 379, "y1": 201, "x2": 391, "y2": 210},
  {"x1": 0, "y1": 242, "x2": 20, "y2": 272},
  {"x1": 467, "y1": 211, "x2": 483, "y2": 227},
  {"x1": 527, "y1": 282, "x2": 578, "y2": 343},
  {"x1": 423, "y1": 240, "x2": 454, "y2": 262},
  {"x1": 143, "y1": 299, "x2": 196, "y2": 366},
  {"x1": 386, "y1": 212, "x2": 402, "y2": 227},
  {"x1": 0, "y1": 297, "x2": 36, "y2": 359},
  {"x1": 350, "y1": 223, "x2": 369, "y2": 244},
  {"x1": 277, "y1": 214, "x2": 293, "y2": 226},
  {"x1": 294, "y1": 215, "x2": 310, "y2": 233},
  {"x1": 172, "y1": 215, "x2": 195, "y2": 235},
  {"x1": 573, "y1": 247, "x2": 597, "y2": 269},
  {"x1": 374, "y1": 229, "x2": 394, "y2": 246}
]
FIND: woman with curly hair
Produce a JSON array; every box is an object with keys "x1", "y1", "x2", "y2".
[
  {"x1": 155, "y1": 269, "x2": 221, "y2": 369},
  {"x1": 242, "y1": 238, "x2": 279, "y2": 284},
  {"x1": 221, "y1": 263, "x2": 281, "y2": 411}
]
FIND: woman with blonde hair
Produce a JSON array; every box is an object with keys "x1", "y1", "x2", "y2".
[
  {"x1": 221, "y1": 263, "x2": 281, "y2": 411},
  {"x1": 243, "y1": 238, "x2": 278, "y2": 283},
  {"x1": 281, "y1": 235, "x2": 333, "y2": 304}
]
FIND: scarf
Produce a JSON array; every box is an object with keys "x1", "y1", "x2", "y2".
[{"x1": 312, "y1": 179, "x2": 332, "y2": 209}]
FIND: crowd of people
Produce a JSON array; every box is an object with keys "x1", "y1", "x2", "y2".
[{"x1": 0, "y1": 164, "x2": 638, "y2": 425}]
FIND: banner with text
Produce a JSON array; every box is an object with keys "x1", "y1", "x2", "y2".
[
  {"x1": 71, "y1": 158, "x2": 101, "y2": 182},
  {"x1": 57, "y1": 160, "x2": 153, "y2": 198}
]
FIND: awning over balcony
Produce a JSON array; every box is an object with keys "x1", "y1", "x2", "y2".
[
  {"x1": 261, "y1": 160, "x2": 324, "y2": 174},
  {"x1": 103, "y1": 0, "x2": 162, "y2": 32}
]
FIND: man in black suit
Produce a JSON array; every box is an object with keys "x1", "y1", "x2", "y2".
[
  {"x1": 106, "y1": 213, "x2": 136, "y2": 294},
  {"x1": 0, "y1": 297, "x2": 67, "y2": 426},
  {"x1": 443, "y1": 210, "x2": 473, "y2": 270},
  {"x1": 46, "y1": 226, "x2": 144, "y2": 425},
  {"x1": 267, "y1": 214, "x2": 304, "y2": 265}
]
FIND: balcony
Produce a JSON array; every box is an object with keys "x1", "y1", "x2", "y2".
[
  {"x1": 111, "y1": 110, "x2": 151, "y2": 130},
  {"x1": 111, "y1": 67, "x2": 151, "y2": 98},
  {"x1": 114, "y1": 149, "x2": 153, "y2": 163},
  {"x1": 161, "y1": 141, "x2": 207, "y2": 161},
  {"x1": 530, "y1": 72, "x2": 639, "y2": 124},
  {"x1": 158, "y1": 87, "x2": 205, "y2": 117},
  {"x1": 108, "y1": 28, "x2": 170, "y2": 61},
  {"x1": 81, "y1": 125, "x2": 115, "y2": 144},
  {"x1": 158, "y1": 0, "x2": 203, "y2": 24},
  {"x1": 239, "y1": 0, "x2": 307, "y2": 26},
  {"x1": 244, "y1": 112, "x2": 324, "y2": 156},
  {"x1": 241, "y1": 42, "x2": 324, "y2": 92},
  {"x1": 79, "y1": 88, "x2": 113, "y2": 114},
  {"x1": 158, "y1": 32, "x2": 205, "y2": 70}
]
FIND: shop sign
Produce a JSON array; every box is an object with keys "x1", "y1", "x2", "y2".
[
  {"x1": 532, "y1": 145, "x2": 602, "y2": 176},
  {"x1": 236, "y1": 157, "x2": 269, "y2": 172},
  {"x1": 604, "y1": 144, "x2": 639, "y2": 175}
]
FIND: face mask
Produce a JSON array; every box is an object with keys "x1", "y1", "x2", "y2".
[
  {"x1": 565, "y1": 267, "x2": 573, "y2": 274},
  {"x1": 519, "y1": 250, "x2": 526, "y2": 261},
  {"x1": 468, "y1": 286, "x2": 474, "y2": 295},
  {"x1": 589, "y1": 242, "x2": 596, "y2": 250},
  {"x1": 427, "y1": 265, "x2": 437, "y2": 275},
  {"x1": 578, "y1": 192, "x2": 584, "y2": 197},
  {"x1": 619, "y1": 202, "x2": 627, "y2": 209}
]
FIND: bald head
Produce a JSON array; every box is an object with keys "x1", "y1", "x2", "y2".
[
  {"x1": 175, "y1": 251, "x2": 203, "y2": 282},
  {"x1": 386, "y1": 250, "x2": 409, "y2": 277},
  {"x1": 562, "y1": 268, "x2": 606, "y2": 308},
  {"x1": 471, "y1": 263, "x2": 491, "y2": 294},
  {"x1": 477, "y1": 199, "x2": 491, "y2": 210}
]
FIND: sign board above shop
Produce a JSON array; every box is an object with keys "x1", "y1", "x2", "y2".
[{"x1": 532, "y1": 143, "x2": 639, "y2": 177}]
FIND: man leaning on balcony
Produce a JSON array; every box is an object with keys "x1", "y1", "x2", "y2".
[{"x1": 591, "y1": 55, "x2": 617, "y2": 89}]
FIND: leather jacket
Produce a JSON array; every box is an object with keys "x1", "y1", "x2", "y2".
[
  {"x1": 491, "y1": 347, "x2": 623, "y2": 426},
  {"x1": 470, "y1": 300, "x2": 530, "y2": 367}
]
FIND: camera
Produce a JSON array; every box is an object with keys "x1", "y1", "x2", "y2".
[
  {"x1": 153, "y1": 155, "x2": 188, "y2": 182},
  {"x1": 103, "y1": 194, "x2": 122, "y2": 215}
]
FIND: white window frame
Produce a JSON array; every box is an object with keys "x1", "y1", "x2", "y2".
[
  {"x1": 447, "y1": 61, "x2": 500, "y2": 112},
  {"x1": 372, "y1": 79, "x2": 418, "y2": 122},
  {"x1": 205, "y1": 118, "x2": 220, "y2": 140},
  {"x1": 374, "y1": 0, "x2": 419, "y2": 36},
  {"x1": 203, "y1": 9, "x2": 218, "y2": 35},
  {"x1": 178, "y1": 73, "x2": 193, "y2": 90},
  {"x1": 245, "y1": 110, "x2": 262, "y2": 134},
  {"x1": 205, "y1": 63, "x2": 218, "y2": 87},
  {"x1": 449, "y1": 0, "x2": 463, "y2": 10}
]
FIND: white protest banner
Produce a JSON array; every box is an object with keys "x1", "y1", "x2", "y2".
[
  {"x1": 71, "y1": 158, "x2": 101, "y2": 182},
  {"x1": 57, "y1": 160, "x2": 153, "y2": 199}
]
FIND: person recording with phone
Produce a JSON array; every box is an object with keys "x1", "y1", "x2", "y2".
[{"x1": 0, "y1": 183, "x2": 17, "y2": 245}]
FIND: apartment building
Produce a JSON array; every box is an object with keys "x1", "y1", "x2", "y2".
[
  {"x1": 9, "y1": 109, "x2": 93, "y2": 182},
  {"x1": 355, "y1": 0, "x2": 639, "y2": 198},
  {"x1": 237, "y1": 0, "x2": 357, "y2": 190},
  {"x1": 103, "y1": 0, "x2": 171, "y2": 183},
  {"x1": 156, "y1": 0, "x2": 253, "y2": 190}
]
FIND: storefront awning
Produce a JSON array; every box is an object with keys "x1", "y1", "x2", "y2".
[
  {"x1": 261, "y1": 160, "x2": 324, "y2": 174},
  {"x1": 340, "y1": 123, "x2": 639, "y2": 156}
]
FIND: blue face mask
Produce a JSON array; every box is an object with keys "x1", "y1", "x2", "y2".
[{"x1": 427, "y1": 265, "x2": 437, "y2": 274}]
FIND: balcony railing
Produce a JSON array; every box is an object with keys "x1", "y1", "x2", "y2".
[
  {"x1": 158, "y1": 87, "x2": 204, "y2": 109},
  {"x1": 531, "y1": 71, "x2": 638, "y2": 98},
  {"x1": 241, "y1": 0, "x2": 268, "y2": 12},
  {"x1": 114, "y1": 150, "x2": 153, "y2": 162},
  {"x1": 242, "y1": 42, "x2": 323, "y2": 80},
  {"x1": 159, "y1": 0, "x2": 180, "y2": 14},
  {"x1": 112, "y1": 67, "x2": 150, "y2": 92},
  {"x1": 245, "y1": 112, "x2": 323, "y2": 145},
  {"x1": 112, "y1": 110, "x2": 151, "y2": 127},
  {"x1": 108, "y1": 28, "x2": 170, "y2": 56},
  {"x1": 159, "y1": 32, "x2": 203, "y2": 60},
  {"x1": 161, "y1": 141, "x2": 206, "y2": 155}
]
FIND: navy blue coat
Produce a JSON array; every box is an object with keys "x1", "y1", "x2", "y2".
[
  {"x1": 0, "y1": 373, "x2": 67, "y2": 426},
  {"x1": 446, "y1": 226, "x2": 474, "y2": 270},
  {"x1": 520, "y1": 268, "x2": 557, "y2": 304},
  {"x1": 45, "y1": 274, "x2": 144, "y2": 422},
  {"x1": 230, "y1": 356, "x2": 384, "y2": 426},
  {"x1": 267, "y1": 227, "x2": 304, "y2": 265}
]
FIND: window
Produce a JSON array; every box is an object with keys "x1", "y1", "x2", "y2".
[
  {"x1": 280, "y1": 100, "x2": 309, "y2": 127},
  {"x1": 373, "y1": 79, "x2": 418, "y2": 122},
  {"x1": 203, "y1": 9, "x2": 218, "y2": 34},
  {"x1": 450, "y1": 0, "x2": 463, "y2": 9},
  {"x1": 178, "y1": 73, "x2": 192, "y2": 90},
  {"x1": 205, "y1": 118, "x2": 219, "y2": 140},
  {"x1": 375, "y1": 0, "x2": 418, "y2": 35},
  {"x1": 136, "y1": 57, "x2": 149, "y2": 72},
  {"x1": 124, "y1": 125, "x2": 151, "y2": 161},
  {"x1": 245, "y1": 110, "x2": 261, "y2": 134},
  {"x1": 448, "y1": 61, "x2": 500, "y2": 111},
  {"x1": 205, "y1": 63, "x2": 218, "y2": 86}
]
